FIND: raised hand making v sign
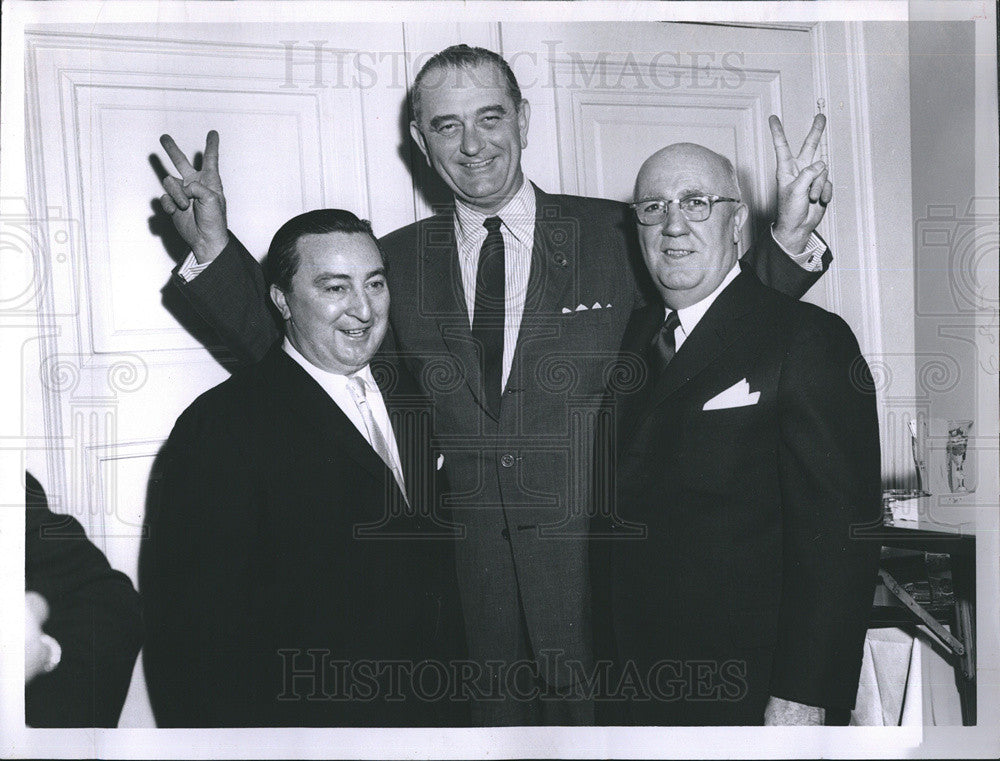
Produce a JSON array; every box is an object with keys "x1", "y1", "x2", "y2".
[
  {"x1": 159, "y1": 130, "x2": 229, "y2": 264},
  {"x1": 158, "y1": 117, "x2": 833, "y2": 269},
  {"x1": 769, "y1": 113, "x2": 833, "y2": 256}
]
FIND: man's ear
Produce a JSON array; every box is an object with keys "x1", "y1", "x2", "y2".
[
  {"x1": 409, "y1": 121, "x2": 430, "y2": 165},
  {"x1": 270, "y1": 284, "x2": 291, "y2": 321},
  {"x1": 733, "y1": 203, "x2": 749, "y2": 243},
  {"x1": 517, "y1": 99, "x2": 530, "y2": 149}
]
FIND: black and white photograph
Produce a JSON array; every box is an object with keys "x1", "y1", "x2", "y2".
[{"x1": 0, "y1": 0, "x2": 996, "y2": 758}]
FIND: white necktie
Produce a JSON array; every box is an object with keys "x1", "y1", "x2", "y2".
[{"x1": 346, "y1": 375, "x2": 409, "y2": 506}]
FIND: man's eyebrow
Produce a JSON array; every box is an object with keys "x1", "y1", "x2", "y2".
[
  {"x1": 313, "y1": 273, "x2": 350, "y2": 284},
  {"x1": 476, "y1": 104, "x2": 508, "y2": 117},
  {"x1": 313, "y1": 267, "x2": 386, "y2": 284}
]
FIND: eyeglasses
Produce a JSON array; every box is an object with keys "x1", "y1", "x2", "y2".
[{"x1": 630, "y1": 194, "x2": 741, "y2": 225}]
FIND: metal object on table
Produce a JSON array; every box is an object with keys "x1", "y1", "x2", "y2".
[{"x1": 877, "y1": 567, "x2": 965, "y2": 655}]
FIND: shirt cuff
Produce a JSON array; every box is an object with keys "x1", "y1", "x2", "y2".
[
  {"x1": 770, "y1": 227, "x2": 827, "y2": 273},
  {"x1": 176, "y1": 251, "x2": 211, "y2": 282}
]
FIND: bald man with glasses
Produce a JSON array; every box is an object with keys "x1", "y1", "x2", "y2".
[{"x1": 592, "y1": 143, "x2": 881, "y2": 726}]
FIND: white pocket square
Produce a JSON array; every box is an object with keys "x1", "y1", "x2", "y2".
[
  {"x1": 702, "y1": 378, "x2": 760, "y2": 410},
  {"x1": 436, "y1": 454, "x2": 445, "y2": 471},
  {"x1": 561, "y1": 302, "x2": 612, "y2": 314}
]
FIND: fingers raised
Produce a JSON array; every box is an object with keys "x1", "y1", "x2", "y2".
[
  {"x1": 768, "y1": 115, "x2": 793, "y2": 167},
  {"x1": 797, "y1": 113, "x2": 827, "y2": 164},
  {"x1": 159, "y1": 134, "x2": 196, "y2": 179},
  {"x1": 203, "y1": 130, "x2": 220, "y2": 175}
]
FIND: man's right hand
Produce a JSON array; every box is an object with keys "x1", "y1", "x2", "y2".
[{"x1": 159, "y1": 130, "x2": 229, "y2": 264}]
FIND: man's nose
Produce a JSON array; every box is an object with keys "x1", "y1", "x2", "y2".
[
  {"x1": 660, "y1": 201, "x2": 690, "y2": 237},
  {"x1": 460, "y1": 125, "x2": 484, "y2": 156},
  {"x1": 347, "y1": 290, "x2": 372, "y2": 322}
]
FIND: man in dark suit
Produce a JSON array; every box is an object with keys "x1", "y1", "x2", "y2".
[
  {"x1": 592, "y1": 143, "x2": 881, "y2": 725},
  {"x1": 25, "y1": 472, "x2": 143, "y2": 727},
  {"x1": 155, "y1": 46, "x2": 833, "y2": 724},
  {"x1": 140, "y1": 209, "x2": 465, "y2": 727}
]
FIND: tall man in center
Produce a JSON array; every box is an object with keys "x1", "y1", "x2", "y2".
[{"x1": 161, "y1": 45, "x2": 834, "y2": 724}]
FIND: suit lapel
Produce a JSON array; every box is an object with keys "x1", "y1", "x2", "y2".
[
  {"x1": 506, "y1": 186, "x2": 576, "y2": 386},
  {"x1": 417, "y1": 214, "x2": 488, "y2": 414},
  {"x1": 268, "y1": 348, "x2": 393, "y2": 486},
  {"x1": 615, "y1": 303, "x2": 669, "y2": 446},
  {"x1": 622, "y1": 270, "x2": 765, "y2": 446},
  {"x1": 379, "y1": 363, "x2": 428, "y2": 507}
]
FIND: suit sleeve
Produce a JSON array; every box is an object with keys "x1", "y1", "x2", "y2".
[
  {"x1": 141, "y1": 399, "x2": 271, "y2": 727},
  {"x1": 24, "y1": 473, "x2": 143, "y2": 728},
  {"x1": 169, "y1": 235, "x2": 280, "y2": 365},
  {"x1": 769, "y1": 313, "x2": 882, "y2": 710},
  {"x1": 740, "y1": 232, "x2": 832, "y2": 300}
]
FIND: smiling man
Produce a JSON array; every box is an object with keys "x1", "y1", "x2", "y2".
[
  {"x1": 592, "y1": 144, "x2": 882, "y2": 726},
  {"x1": 407, "y1": 55, "x2": 529, "y2": 213},
  {"x1": 141, "y1": 209, "x2": 464, "y2": 727},
  {"x1": 158, "y1": 44, "x2": 835, "y2": 725}
]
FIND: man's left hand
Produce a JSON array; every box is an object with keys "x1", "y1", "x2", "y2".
[
  {"x1": 764, "y1": 695, "x2": 826, "y2": 725},
  {"x1": 769, "y1": 114, "x2": 833, "y2": 255}
]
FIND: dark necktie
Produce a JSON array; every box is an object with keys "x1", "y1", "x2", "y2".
[
  {"x1": 649, "y1": 310, "x2": 681, "y2": 379},
  {"x1": 472, "y1": 216, "x2": 505, "y2": 416}
]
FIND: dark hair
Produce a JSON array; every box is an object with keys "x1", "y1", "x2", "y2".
[
  {"x1": 263, "y1": 208, "x2": 381, "y2": 292},
  {"x1": 410, "y1": 44, "x2": 523, "y2": 122}
]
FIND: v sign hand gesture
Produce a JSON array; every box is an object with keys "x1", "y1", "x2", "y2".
[
  {"x1": 159, "y1": 130, "x2": 229, "y2": 264},
  {"x1": 769, "y1": 114, "x2": 833, "y2": 255}
]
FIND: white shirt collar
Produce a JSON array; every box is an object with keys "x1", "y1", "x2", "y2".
[
  {"x1": 454, "y1": 177, "x2": 536, "y2": 252},
  {"x1": 670, "y1": 263, "x2": 742, "y2": 337},
  {"x1": 281, "y1": 337, "x2": 377, "y2": 392}
]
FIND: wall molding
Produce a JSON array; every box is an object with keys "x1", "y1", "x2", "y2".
[
  {"x1": 809, "y1": 22, "x2": 883, "y2": 359},
  {"x1": 843, "y1": 21, "x2": 885, "y2": 360}
]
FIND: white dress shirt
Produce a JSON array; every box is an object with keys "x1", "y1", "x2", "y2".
[
  {"x1": 453, "y1": 177, "x2": 536, "y2": 391},
  {"x1": 281, "y1": 338, "x2": 406, "y2": 492},
  {"x1": 669, "y1": 262, "x2": 742, "y2": 351}
]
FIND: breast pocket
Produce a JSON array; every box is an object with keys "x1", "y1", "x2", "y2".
[
  {"x1": 675, "y1": 404, "x2": 770, "y2": 494},
  {"x1": 557, "y1": 307, "x2": 616, "y2": 341}
]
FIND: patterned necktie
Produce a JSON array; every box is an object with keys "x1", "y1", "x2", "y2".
[
  {"x1": 649, "y1": 310, "x2": 681, "y2": 380},
  {"x1": 472, "y1": 216, "x2": 505, "y2": 416},
  {"x1": 346, "y1": 375, "x2": 409, "y2": 506}
]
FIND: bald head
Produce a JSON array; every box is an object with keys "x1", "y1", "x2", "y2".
[
  {"x1": 632, "y1": 142, "x2": 748, "y2": 310},
  {"x1": 634, "y1": 143, "x2": 741, "y2": 202}
]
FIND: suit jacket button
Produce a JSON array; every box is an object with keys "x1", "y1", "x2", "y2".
[
  {"x1": 501, "y1": 527, "x2": 511, "y2": 540},
  {"x1": 500, "y1": 453, "x2": 515, "y2": 468}
]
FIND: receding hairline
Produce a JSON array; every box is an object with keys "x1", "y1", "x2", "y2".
[
  {"x1": 293, "y1": 230, "x2": 385, "y2": 265},
  {"x1": 634, "y1": 143, "x2": 742, "y2": 199},
  {"x1": 410, "y1": 55, "x2": 523, "y2": 123}
]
